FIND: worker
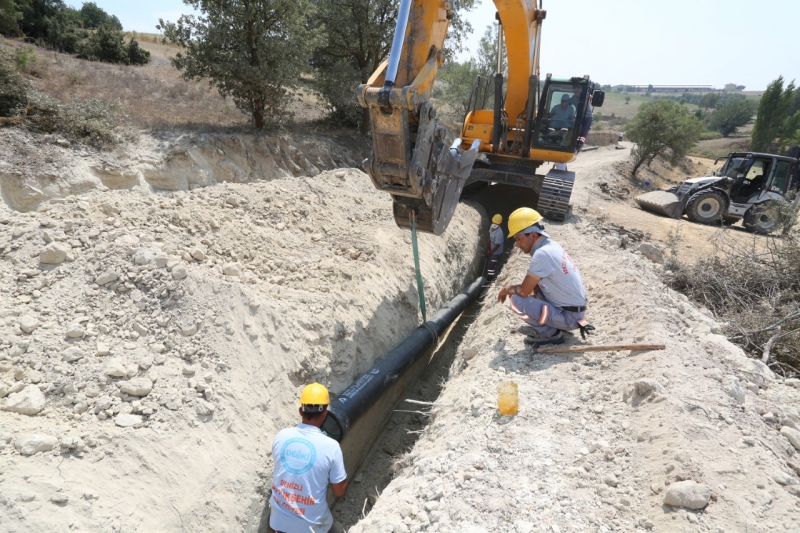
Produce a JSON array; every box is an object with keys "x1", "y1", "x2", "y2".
[
  {"x1": 486, "y1": 214, "x2": 504, "y2": 279},
  {"x1": 497, "y1": 207, "x2": 595, "y2": 346},
  {"x1": 568, "y1": 85, "x2": 593, "y2": 151},
  {"x1": 270, "y1": 383, "x2": 347, "y2": 533},
  {"x1": 549, "y1": 93, "x2": 576, "y2": 130}
]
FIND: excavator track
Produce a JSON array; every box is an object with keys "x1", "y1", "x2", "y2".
[{"x1": 536, "y1": 171, "x2": 575, "y2": 221}]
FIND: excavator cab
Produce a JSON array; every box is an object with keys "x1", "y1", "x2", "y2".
[{"x1": 532, "y1": 78, "x2": 595, "y2": 156}]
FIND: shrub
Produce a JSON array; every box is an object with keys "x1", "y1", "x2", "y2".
[
  {"x1": 666, "y1": 231, "x2": 800, "y2": 374},
  {"x1": 0, "y1": 52, "x2": 30, "y2": 117},
  {"x1": 698, "y1": 131, "x2": 722, "y2": 141},
  {"x1": 25, "y1": 90, "x2": 119, "y2": 146},
  {"x1": 76, "y1": 26, "x2": 150, "y2": 65}
]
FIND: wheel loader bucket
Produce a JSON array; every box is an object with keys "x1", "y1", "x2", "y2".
[{"x1": 634, "y1": 190, "x2": 683, "y2": 219}]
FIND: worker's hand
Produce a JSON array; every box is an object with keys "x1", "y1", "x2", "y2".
[
  {"x1": 486, "y1": 251, "x2": 492, "y2": 258},
  {"x1": 498, "y1": 286, "x2": 512, "y2": 303}
]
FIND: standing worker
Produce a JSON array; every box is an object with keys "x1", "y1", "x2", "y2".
[
  {"x1": 270, "y1": 383, "x2": 347, "y2": 533},
  {"x1": 486, "y1": 214, "x2": 504, "y2": 279},
  {"x1": 497, "y1": 208, "x2": 595, "y2": 346}
]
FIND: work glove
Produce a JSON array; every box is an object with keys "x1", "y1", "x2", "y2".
[{"x1": 579, "y1": 323, "x2": 595, "y2": 340}]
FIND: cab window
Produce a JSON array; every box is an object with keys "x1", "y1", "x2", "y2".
[
  {"x1": 770, "y1": 161, "x2": 792, "y2": 193},
  {"x1": 538, "y1": 84, "x2": 578, "y2": 149}
]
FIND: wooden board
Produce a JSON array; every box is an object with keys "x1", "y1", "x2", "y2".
[{"x1": 536, "y1": 343, "x2": 665, "y2": 354}]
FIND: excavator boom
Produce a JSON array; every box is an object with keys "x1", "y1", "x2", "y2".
[{"x1": 357, "y1": 0, "x2": 603, "y2": 234}]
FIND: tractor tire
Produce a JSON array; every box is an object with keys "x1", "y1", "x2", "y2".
[
  {"x1": 743, "y1": 202, "x2": 782, "y2": 235},
  {"x1": 685, "y1": 190, "x2": 727, "y2": 225}
]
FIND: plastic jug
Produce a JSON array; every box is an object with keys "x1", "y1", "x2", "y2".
[{"x1": 497, "y1": 381, "x2": 518, "y2": 415}]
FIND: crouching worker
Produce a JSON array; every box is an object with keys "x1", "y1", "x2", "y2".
[
  {"x1": 497, "y1": 208, "x2": 595, "y2": 346},
  {"x1": 270, "y1": 383, "x2": 347, "y2": 533}
]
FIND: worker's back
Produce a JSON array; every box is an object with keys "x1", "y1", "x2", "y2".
[{"x1": 270, "y1": 423, "x2": 346, "y2": 533}]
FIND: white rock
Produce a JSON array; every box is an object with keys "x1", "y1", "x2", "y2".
[
  {"x1": 40, "y1": 242, "x2": 70, "y2": 264},
  {"x1": 195, "y1": 399, "x2": 215, "y2": 416},
  {"x1": 95, "y1": 271, "x2": 118, "y2": 285},
  {"x1": 191, "y1": 248, "x2": 206, "y2": 261},
  {"x1": 663, "y1": 480, "x2": 711, "y2": 509},
  {"x1": 95, "y1": 343, "x2": 110, "y2": 357},
  {"x1": 773, "y1": 471, "x2": 799, "y2": 486},
  {"x1": 181, "y1": 322, "x2": 198, "y2": 336},
  {"x1": 50, "y1": 493, "x2": 69, "y2": 504},
  {"x1": 18, "y1": 315, "x2": 40, "y2": 333},
  {"x1": 780, "y1": 426, "x2": 800, "y2": 451},
  {"x1": 104, "y1": 360, "x2": 128, "y2": 378},
  {"x1": 604, "y1": 473, "x2": 619, "y2": 487},
  {"x1": 222, "y1": 262, "x2": 243, "y2": 277},
  {"x1": 172, "y1": 265, "x2": 188, "y2": 280},
  {"x1": 15, "y1": 434, "x2": 58, "y2": 455},
  {"x1": 515, "y1": 520, "x2": 535, "y2": 533},
  {"x1": 725, "y1": 378, "x2": 746, "y2": 404},
  {"x1": 62, "y1": 347, "x2": 85, "y2": 362},
  {"x1": 132, "y1": 322, "x2": 148, "y2": 335},
  {"x1": 785, "y1": 378, "x2": 800, "y2": 389},
  {"x1": 114, "y1": 414, "x2": 143, "y2": 428},
  {"x1": 638, "y1": 242, "x2": 664, "y2": 264},
  {"x1": 2, "y1": 385, "x2": 46, "y2": 415},
  {"x1": 120, "y1": 378, "x2": 153, "y2": 397},
  {"x1": 65, "y1": 323, "x2": 85, "y2": 338}
]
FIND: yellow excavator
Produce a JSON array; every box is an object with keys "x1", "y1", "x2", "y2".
[{"x1": 356, "y1": 0, "x2": 604, "y2": 235}]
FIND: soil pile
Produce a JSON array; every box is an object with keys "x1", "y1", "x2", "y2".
[{"x1": 0, "y1": 166, "x2": 483, "y2": 532}]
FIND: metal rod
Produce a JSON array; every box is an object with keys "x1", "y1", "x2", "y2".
[
  {"x1": 537, "y1": 343, "x2": 666, "y2": 354},
  {"x1": 496, "y1": 21, "x2": 504, "y2": 74},
  {"x1": 385, "y1": 0, "x2": 413, "y2": 85}
]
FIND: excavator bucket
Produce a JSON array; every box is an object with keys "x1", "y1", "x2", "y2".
[{"x1": 634, "y1": 190, "x2": 684, "y2": 219}]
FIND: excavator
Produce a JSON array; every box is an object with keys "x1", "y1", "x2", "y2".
[{"x1": 356, "y1": 0, "x2": 605, "y2": 235}]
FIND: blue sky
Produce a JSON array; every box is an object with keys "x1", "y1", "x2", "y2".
[{"x1": 71, "y1": 0, "x2": 798, "y2": 91}]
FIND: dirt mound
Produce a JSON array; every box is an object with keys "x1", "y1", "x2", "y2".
[
  {"x1": 0, "y1": 128, "x2": 366, "y2": 212},
  {"x1": 0, "y1": 167, "x2": 483, "y2": 532}
]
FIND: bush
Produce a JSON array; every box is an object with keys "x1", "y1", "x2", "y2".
[
  {"x1": 25, "y1": 90, "x2": 119, "y2": 146},
  {"x1": 666, "y1": 231, "x2": 800, "y2": 373},
  {"x1": 698, "y1": 131, "x2": 722, "y2": 141},
  {"x1": 77, "y1": 26, "x2": 150, "y2": 65},
  {"x1": 0, "y1": 52, "x2": 30, "y2": 117}
]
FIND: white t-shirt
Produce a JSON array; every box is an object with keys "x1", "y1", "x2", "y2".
[
  {"x1": 527, "y1": 238, "x2": 588, "y2": 308},
  {"x1": 270, "y1": 423, "x2": 347, "y2": 533},
  {"x1": 490, "y1": 225, "x2": 504, "y2": 255}
]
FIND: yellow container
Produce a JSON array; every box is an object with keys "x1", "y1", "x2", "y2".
[{"x1": 497, "y1": 381, "x2": 518, "y2": 416}]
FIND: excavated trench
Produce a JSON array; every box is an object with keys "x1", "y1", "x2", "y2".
[{"x1": 258, "y1": 183, "x2": 541, "y2": 531}]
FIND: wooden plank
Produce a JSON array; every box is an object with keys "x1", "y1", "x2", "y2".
[{"x1": 536, "y1": 343, "x2": 665, "y2": 354}]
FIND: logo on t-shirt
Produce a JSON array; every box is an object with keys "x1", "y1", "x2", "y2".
[{"x1": 280, "y1": 438, "x2": 317, "y2": 474}]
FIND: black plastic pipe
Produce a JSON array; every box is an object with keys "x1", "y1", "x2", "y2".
[{"x1": 323, "y1": 275, "x2": 485, "y2": 440}]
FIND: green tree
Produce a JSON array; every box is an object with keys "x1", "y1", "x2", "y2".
[
  {"x1": 76, "y1": 24, "x2": 149, "y2": 65},
  {"x1": 708, "y1": 96, "x2": 757, "y2": 137},
  {"x1": 0, "y1": 0, "x2": 23, "y2": 36},
  {"x1": 80, "y1": 2, "x2": 122, "y2": 30},
  {"x1": 751, "y1": 76, "x2": 795, "y2": 151},
  {"x1": 160, "y1": 0, "x2": 317, "y2": 129},
  {"x1": 312, "y1": 0, "x2": 476, "y2": 133},
  {"x1": 626, "y1": 99, "x2": 703, "y2": 176},
  {"x1": 435, "y1": 24, "x2": 502, "y2": 121},
  {"x1": 698, "y1": 92, "x2": 719, "y2": 109}
]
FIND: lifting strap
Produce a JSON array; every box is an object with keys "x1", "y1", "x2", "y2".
[{"x1": 410, "y1": 211, "x2": 427, "y2": 322}]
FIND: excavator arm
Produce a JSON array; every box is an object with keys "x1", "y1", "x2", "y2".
[{"x1": 357, "y1": 0, "x2": 603, "y2": 234}]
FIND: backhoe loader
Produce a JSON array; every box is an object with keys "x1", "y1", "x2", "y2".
[{"x1": 357, "y1": 0, "x2": 605, "y2": 235}]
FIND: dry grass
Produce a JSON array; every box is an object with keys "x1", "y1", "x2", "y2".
[{"x1": 1, "y1": 37, "x2": 328, "y2": 133}]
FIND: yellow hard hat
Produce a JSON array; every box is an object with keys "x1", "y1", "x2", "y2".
[
  {"x1": 299, "y1": 383, "x2": 330, "y2": 405},
  {"x1": 492, "y1": 214, "x2": 503, "y2": 225},
  {"x1": 507, "y1": 207, "x2": 543, "y2": 238}
]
